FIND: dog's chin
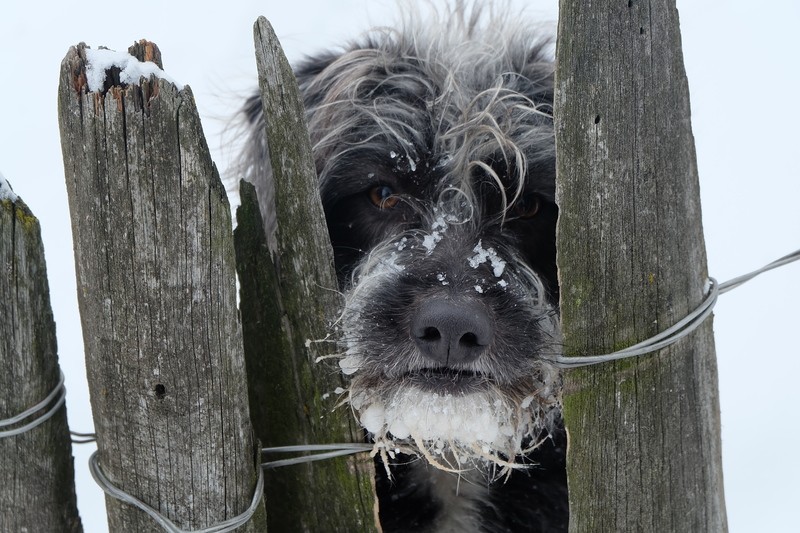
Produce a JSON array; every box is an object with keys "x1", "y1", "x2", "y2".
[{"x1": 349, "y1": 378, "x2": 548, "y2": 471}]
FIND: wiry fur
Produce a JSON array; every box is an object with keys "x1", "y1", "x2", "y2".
[{"x1": 240, "y1": 2, "x2": 568, "y2": 531}]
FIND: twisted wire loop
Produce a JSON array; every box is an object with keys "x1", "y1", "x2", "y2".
[
  {"x1": 547, "y1": 248, "x2": 800, "y2": 368},
  {"x1": 0, "y1": 371, "x2": 67, "y2": 438},
  {"x1": 89, "y1": 451, "x2": 265, "y2": 533},
  {"x1": 87, "y1": 443, "x2": 373, "y2": 531}
]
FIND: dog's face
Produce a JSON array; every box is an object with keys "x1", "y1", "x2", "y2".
[{"x1": 290, "y1": 21, "x2": 562, "y2": 468}]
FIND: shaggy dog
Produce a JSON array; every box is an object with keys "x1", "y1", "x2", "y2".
[{"x1": 241, "y1": 4, "x2": 568, "y2": 532}]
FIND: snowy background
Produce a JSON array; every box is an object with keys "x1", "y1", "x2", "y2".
[{"x1": 1, "y1": 1, "x2": 797, "y2": 531}]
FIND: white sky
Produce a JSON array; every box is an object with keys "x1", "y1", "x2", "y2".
[{"x1": 1, "y1": 1, "x2": 798, "y2": 532}]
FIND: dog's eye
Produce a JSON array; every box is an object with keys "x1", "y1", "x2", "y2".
[
  {"x1": 368, "y1": 185, "x2": 401, "y2": 209},
  {"x1": 512, "y1": 194, "x2": 541, "y2": 219}
]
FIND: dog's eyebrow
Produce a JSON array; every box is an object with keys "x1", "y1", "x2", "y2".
[
  {"x1": 320, "y1": 152, "x2": 438, "y2": 202},
  {"x1": 319, "y1": 176, "x2": 372, "y2": 204}
]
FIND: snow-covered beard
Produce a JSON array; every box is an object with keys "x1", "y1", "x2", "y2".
[{"x1": 352, "y1": 383, "x2": 557, "y2": 475}]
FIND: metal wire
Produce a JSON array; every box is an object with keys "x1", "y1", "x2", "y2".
[
  {"x1": 546, "y1": 248, "x2": 800, "y2": 368},
  {"x1": 0, "y1": 371, "x2": 66, "y2": 438}
]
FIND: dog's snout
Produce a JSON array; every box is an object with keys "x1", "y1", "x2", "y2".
[{"x1": 411, "y1": 299, "x2": 492, "y2": 365}]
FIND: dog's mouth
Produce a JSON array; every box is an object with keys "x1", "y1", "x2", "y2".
[{"x1": 402, "y1": 368, "x2": 492, "y2": 393}]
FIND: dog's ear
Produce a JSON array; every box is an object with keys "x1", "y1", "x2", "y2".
[
  {"x1": 295, "y1": 51, "x2": 341, "y2": 80},
  {"x1": 294, "y1": 51, "x2": 344, "y2": 108}
]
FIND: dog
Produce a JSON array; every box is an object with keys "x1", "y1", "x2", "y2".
[{"x1": 240, "y1": 3, "x2": 568, "y2": 531}]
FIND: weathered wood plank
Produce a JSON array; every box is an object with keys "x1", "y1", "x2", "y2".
[
  {"x1": 58, "y1": 41, "x2": 266, "y2": 532},
  {"x1": 0, "y1": 183, "x2": 83, "y2": 532},
  {"x1": 237, "y1": 16, "x2": 377, "y2": 532},
  {"x1": 554, "y1": 1, "x2": 727, "y2": 531}
]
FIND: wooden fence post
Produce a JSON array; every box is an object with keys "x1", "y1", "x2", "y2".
[
  {"x1": 554, "y1": 1, "x2": 728, "y2": 531},
  {"x1": 231, "y1": 17, "x2": 377, "y2": 532},
  {"x1": 0, "y1": 180, "x2": 83, "y2": 531},
  {"x1": 58, "y1": 42, "x2": 266, "y2": 531}
]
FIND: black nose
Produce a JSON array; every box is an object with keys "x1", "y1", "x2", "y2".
[{"x1": 411, "y1": 299, "x2": 493, "y2": 365}]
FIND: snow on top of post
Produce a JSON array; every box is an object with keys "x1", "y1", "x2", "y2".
[
  {"x1": 84, "y1": 47, "x2": 183, "y2": 92},
  {"x1": 0, "y1": 171, "x2": 18, "y2": 202}
]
